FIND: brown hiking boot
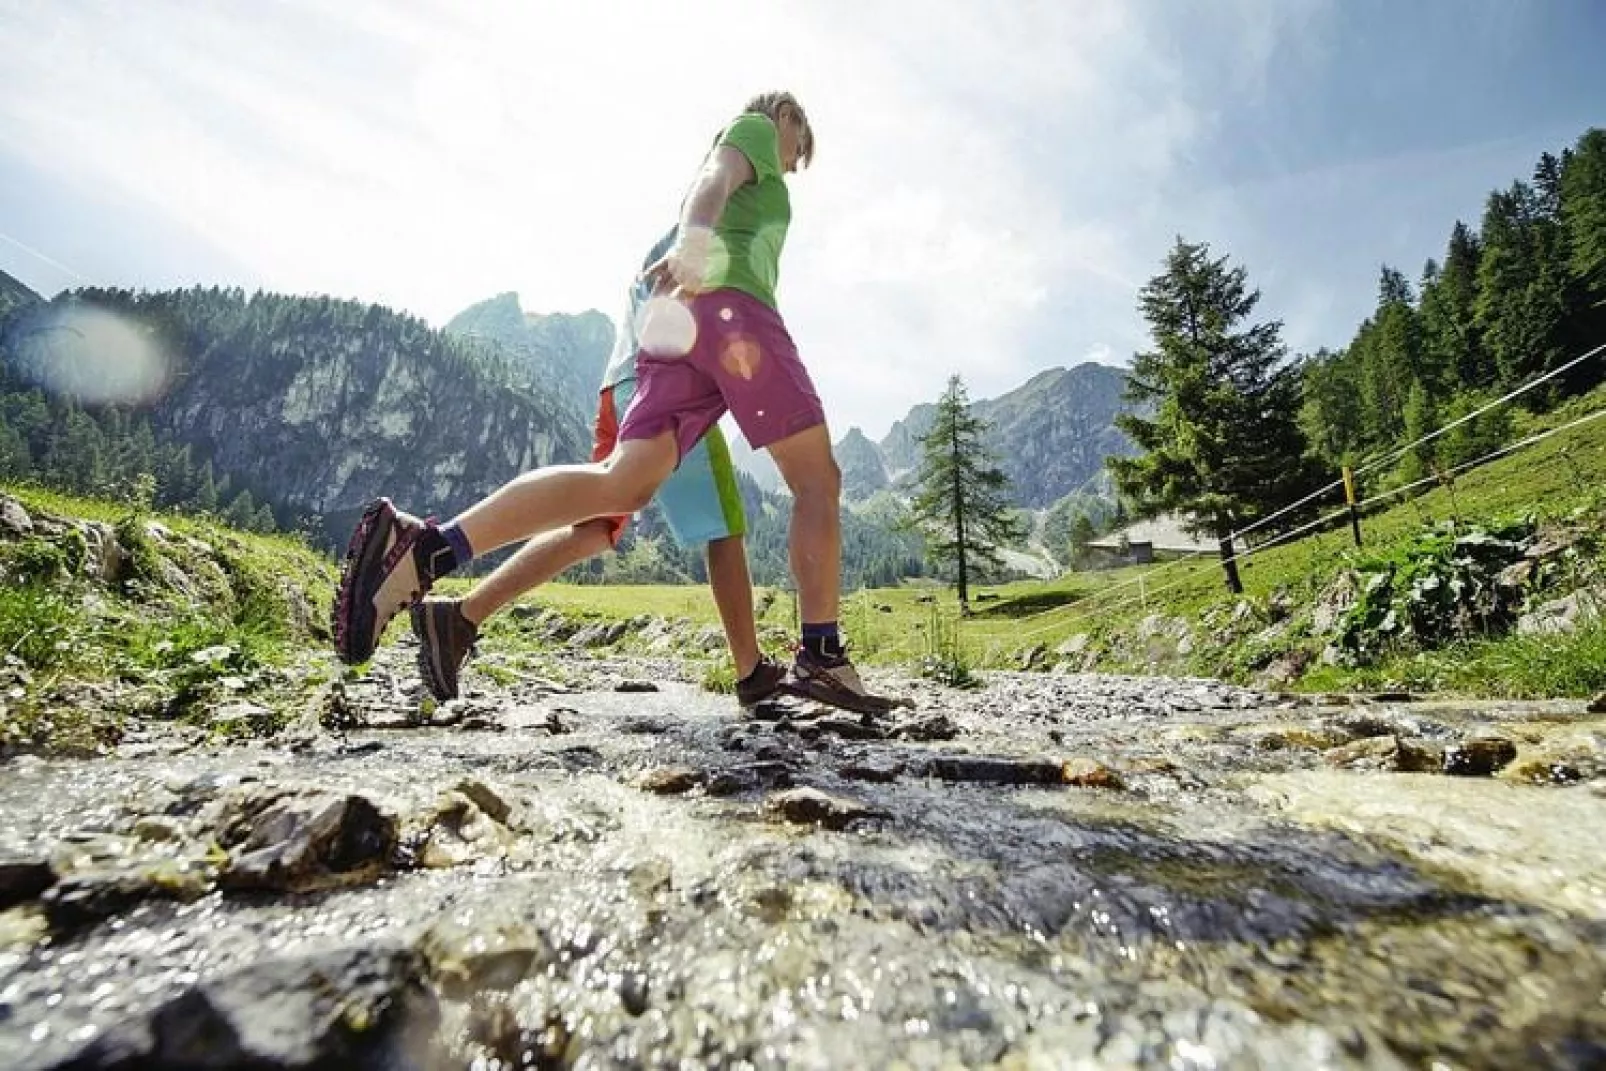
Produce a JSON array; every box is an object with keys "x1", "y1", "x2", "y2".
[
  {"x1": 332, "y1": 498, "x2": 433, "y2": 664},
  {"x1": 787, "y1": 646, "x2": 906, "y2": 715},
  {"x1": 410, "y1": 597, "x2": 479, "y2": 701},
  {"x1": 735, "y1": 656, "x2": 788, "y2": 708}
]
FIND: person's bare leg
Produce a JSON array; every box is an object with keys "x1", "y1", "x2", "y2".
[
  {"x1": 764, "y1": 424, "x2": 841, "y2": 627},
  {"x1": 460, "y1": 520, "x2": 615, "y2": 626},
  {"x1": 705, "y1": 535, "x2": 760, "y2": 678},
  {"x1": 451, "y1": 433, "x2": 678, "y2": 557}
]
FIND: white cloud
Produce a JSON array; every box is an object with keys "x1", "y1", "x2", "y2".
[{"x1": 0, "y1": 0, "x2": 1325, "y2": 438}]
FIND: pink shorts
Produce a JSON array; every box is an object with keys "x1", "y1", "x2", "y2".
[{"x1": 616, "y1": 289, "x2": 827, "y2": 461}]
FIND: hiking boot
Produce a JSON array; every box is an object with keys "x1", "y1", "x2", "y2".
[
  {"x1": 735, "y1": 655, "x2": 788, "y2": 708},
  {"x1": 332, "y1": 497, "x2": 434, "y2": 664},
  {"x1": 787, "y1": 646, "x2": 905, "y2": 716},
  {"x1": 411, "y1": 597, "x2": 478, "y2": 701}
]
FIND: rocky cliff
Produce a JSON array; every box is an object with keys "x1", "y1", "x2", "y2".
[
  {"x1": 445, "y1": 293, "x2": 614, "y2": 422},
  {"x1": 2, "y1": 287, "x2": 591, "y2": 544},
  {"x1": 875, "y1": 363, "x2": 1132, "y2": 508},
  {"x1": 834, "y1": 426, "x2": 890, "y2": 501}
]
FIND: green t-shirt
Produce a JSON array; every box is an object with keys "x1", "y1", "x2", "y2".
[{"x1": 708, "y1": 113, "x2": 790, "y2": 309}]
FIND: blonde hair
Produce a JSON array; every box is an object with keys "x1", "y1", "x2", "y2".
[{"x1": 742, "y1": 90, "x2": 815, "y2": 167}]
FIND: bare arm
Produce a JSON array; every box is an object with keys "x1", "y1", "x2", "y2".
[
  {"x1": 680, "y1": 145, "x2": 755, "y2": 232},
  {"x1": 646, "y1": 146, "x2": 756, "y2": 293}
]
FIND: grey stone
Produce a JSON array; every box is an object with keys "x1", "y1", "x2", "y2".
[
  {"x1": 58, "y1": 944, "x2": 438, "y2": 1070},
  {"x1": 765, "y1": 786, "x2": 881, "y2": 830},
  {"x1": 218, "y1": 789, "x2": 396, "y2": 893}
]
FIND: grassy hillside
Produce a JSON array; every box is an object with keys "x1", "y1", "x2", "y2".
[{"x1": 0, "y1": 483, "x2": 337, "y2": 753}]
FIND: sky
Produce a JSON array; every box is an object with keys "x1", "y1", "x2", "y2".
[{"x1": 0, "y1": 0, "x2": 1601, "y2": 441}]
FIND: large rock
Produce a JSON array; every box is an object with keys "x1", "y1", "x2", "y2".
[
  {"x1": 215, "y1": 788, "x2": 397, "y2": 893},
  {"x1": 0, "y1": 495, "x2": 33, "y2": 537},
  {"x1": 41, "y1": 864, "x2": 212, "y2": 932},
  {"x1": 45, "y1": 944, "x2": 439, "y2": 1070}
]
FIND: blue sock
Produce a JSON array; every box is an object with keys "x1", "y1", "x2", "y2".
[
  {"x1": 440, "y1": 522, "x2": 474, "y2": 565},
  {"x1": 415, "y1": 521, "x2": 474, "y2": 582},
  {"x1": 801, "y1": 620, "x2": 842, "y2": 660}
]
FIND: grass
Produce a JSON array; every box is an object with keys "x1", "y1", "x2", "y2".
[
  {"x1": 494, "y1": 382, "x2": 1606, "y2": 698},
  {"x1": 1, "y1": 481, "x2": 339, "y2": 748}
]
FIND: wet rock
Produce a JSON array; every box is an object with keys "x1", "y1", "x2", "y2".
[
  {"x1": 618, "y1": 970, "x2": 651, "y2": 1016},
  {"x1": 57, "y1": 943, "x2": 438, "y2": 1070},
  {"x1": 1252, "y1": 725, "x2": 1352, "y2": 751},
  {"x1": 1326, "y1": 709, "x2": 1448, "y2": 741},
  {"x1": 765, "y1": 786, "x2": 881, "y2": 830},
  {"x1": 922, "y1": 755, "x2": 1066, "y2": 785},
  {"x1": 617, "y1": 716, "x2": 672, "y2": 734},
  {"x1": 890, "y1": 713, "x2": 959, "y2": 741},
  {"x1": 0, "y1": 853, "x2": 56, "y2": 908},
  {"x1": 420, "y1": 909, "x2": 554, "y2": 997},
  {"x1": 743, "y1": 698, "x2": 790, "y2": 722},
  {"x1": 615, "y1": 679, "x2": 659, "y2": 693},
  {"x1": 838, "y1": 758, "x2": 903, "y2": 783},
  {"x1": 1504, "y1": 731, "x2": 1606, "y2": 784},
  {"x1": 705, "y1": 761, "x2": 793, "y2": 797},
  {"x1": 1443, "y1": 735, "x2": 1518, "y2": 777},
  {"x1": 42, "y1": 862, "x2": 212, "y2": 932},
  {"x1": 218, "y1": 789, "x2": 397, "y2": 893},
  {"x1": 1588, "y1": 691, "x2": 1606, "y2": 715},
  {"x1": 806, "y1": 714, "x2": 886, "y2": 740},
  {"x1": 1369, "y1": 691, "x2": 1416, "y2": 703},
  {"x1": 131, "y1": 817, "x2": 186, "y2": 843},
  {"x1": 636, "y1": 766, "x2": 703, "y2": 795},
  {"x1": 1322, "y1": 735, "x2": 1442, "y2": 773},
  {"x1": 1061, "y1": 757, "x2": 1126, "y2": 790},
  {"x1": 418, "y1": 791, "x2": 516, "y2": 869},
  {"x1": 453, "y1": 778, "x2": 521, "y2": 828}
]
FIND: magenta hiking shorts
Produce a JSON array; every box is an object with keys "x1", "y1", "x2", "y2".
[{"x1": 615, "y1": 288, "x2": 827, "y2": 461}]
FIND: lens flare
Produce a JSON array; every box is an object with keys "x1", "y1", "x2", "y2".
[
  {"x1": 636, "y1": 296, "x2": 697, "y2": 358},
  {"x1": 10, "y1": 304, "x2": 172, "y2": 404}
]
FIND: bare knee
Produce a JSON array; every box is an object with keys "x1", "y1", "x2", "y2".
[
  {"x1": 612, "y1": 479, "x2": 655, "y2": 515},
  {"x1": 787, "y1": 456, "x2": 841, "y2": 504},
  {"x1": 601, "y1": 437, "x2": 675, "y2": 513}
]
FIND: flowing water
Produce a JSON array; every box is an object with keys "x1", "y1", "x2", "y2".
[{"x1": 2, "y1": 649, "x2": 1603, "y2": 1069}]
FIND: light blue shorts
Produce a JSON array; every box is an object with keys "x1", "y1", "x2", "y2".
[{"x1": 599, "y1": 378, "x2": 746, "y2": 548}]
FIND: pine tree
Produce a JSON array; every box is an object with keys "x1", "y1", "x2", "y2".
[
  {"x1": 1476, "y1": 181, "x2": 1570, "y2": 391},
  {"x1": 223, "y1": 489, "x2": 258, "y2": 530},
  {"x1": 1069, "y1": 513, "x2": 1097, "y2": 569},
  {"x1": 909, "y1": 375, "x2": 1024, "y2": 612},
  {"x1": 1108, "y1": 238, "x2": 1315, "y2": 594},
  {"x1": 1419, "y1": 221, "x2": 1488, "y2": 389},
  {"x1": 1395, "y1": 382, "x2": 1438, "y2": 487},
  {"x1": 1560, "y1": 128, "x2": 1606, "y2": 355},
  {"x1": 1297, "y1": 349, "x2": 1364, "y2": 466}
]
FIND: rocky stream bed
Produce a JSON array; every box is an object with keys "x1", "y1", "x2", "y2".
[{"x1": 2, "y1": 644, "x2": 1604, "y2": 1069}]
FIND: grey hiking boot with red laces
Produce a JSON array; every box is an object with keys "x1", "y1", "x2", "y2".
[
  {"x1": 332, "y1": 497, "x2": 435, "y2": 665},
  {"x1": 411, "y1": 597, "x2": 478, "y2": 701},
  {"x1": 787, "y1": 646, "x2": 906, "y2": 715}
]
